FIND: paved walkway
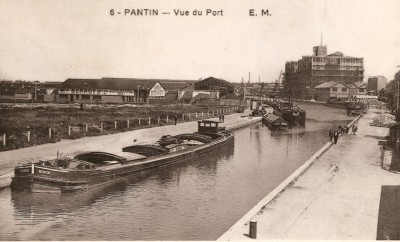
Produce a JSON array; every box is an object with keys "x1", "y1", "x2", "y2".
[
  {"x1": 0, "y1": 113, "x2": 256, "y2": 173},
  {"x1": 219, "y1": 109, "x2": 398, "y2": 240}
]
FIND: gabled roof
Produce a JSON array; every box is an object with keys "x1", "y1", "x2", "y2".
[
  {"x1": 61, "y1": 79, "x2": 101, "y2": 89},
  {"x1": 159, "y1": 81, "x2": 192, "y2": 91},
  {"x1": 351, "y1": 82, "x2": 367, "y2": 88},
  {"x1": 61, "y1": 78, "x2": 198, "y2": 90},
  {"x1": 315, "y1": 81, "x2": 343, "y2": 89}
]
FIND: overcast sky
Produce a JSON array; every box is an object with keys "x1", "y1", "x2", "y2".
[{"x1": 0, "y1": 0, "x2": 399, "y2": 83}]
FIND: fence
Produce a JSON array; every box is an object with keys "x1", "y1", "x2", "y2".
[{"x1": 0, "y1": 106, "x2": 241, "y2": 150}]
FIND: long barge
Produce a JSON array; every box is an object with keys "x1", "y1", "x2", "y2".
[{"x1": 11, "y1": 119, "x2": 234, "y2": 193}]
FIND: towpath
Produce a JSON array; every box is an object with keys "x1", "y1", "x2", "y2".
[
  {"x1": 219, "y1": 108, "x2": 398, "y2": 240},
  {"x1": 0, "y1": 113, "x2": 259, "y2": 173}
]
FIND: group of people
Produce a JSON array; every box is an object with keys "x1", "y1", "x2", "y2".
[
  {"x1": 329, "y1": 124, "x2": 358, "y2": 144},
  {"x1": 219, "y1": 114, "x2": 225, "y2": 122}
]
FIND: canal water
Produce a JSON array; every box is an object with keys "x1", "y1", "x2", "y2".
[{"x1": 0, "y1": 103, "x2": 353, "y2": 240}]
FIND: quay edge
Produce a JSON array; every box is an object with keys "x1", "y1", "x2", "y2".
[{"x1": 218, "y1": 113, "x2": 363, "y2": 241}]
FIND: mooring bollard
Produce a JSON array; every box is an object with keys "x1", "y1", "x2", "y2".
[
  {"x1": 86, "y1": 124, "x2": 88, "y2": 132},
  {"x1": 148, "y1": 117, "x2": 151, "y2": 126},
  {"x1": 249, "y1": 221, "x2": 257, "y2": 239},
  {"x1": 68, "y1": 126, "x2": 71, "y2": 136},
  {"x1": 27, "y1": 131, "x2": 30, "y2": 142},
  {"x1": 2, "y1": 134, "x2": 6, "y2": 147},
  {"x1": 114, "y1": 121, "x2": 117, "y2": 130}
]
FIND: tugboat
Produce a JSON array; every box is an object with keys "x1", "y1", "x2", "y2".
[
  {"x1": 11, "y1": 119, "x2": 234, "y2": 193},
  {"x1": 273, "y1": 99, "x2": 306, "y2": 126}
]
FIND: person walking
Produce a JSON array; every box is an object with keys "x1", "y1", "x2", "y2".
[
  {"x1": 333, "y1": 129, "x2": 339, "y2": 144},
  {"x1": 174, "y1": 114, "x2": 178, "y2": 125},
  {"x1": 329, "y1": 129, "x2": 334, "y2": 142},
  {"x1": 345, "y1": 126, "x2": 350, "y2": 134},
  {"x1": 352, "y1": 125, "x2": 358, "y2": 135}
]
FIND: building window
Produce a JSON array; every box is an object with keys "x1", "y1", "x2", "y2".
[
  {"x1": 93, "y1": 95, "x2": 101, "y2": 100},
  {"x1": 359, "y1": 88, "x2": 365, "y2": 92},
  {"x1": 82, "y1": 95, "x2": 90, "y2": 100},
  {"x1": 76, "y1": 95, "x2": 80, "y2": 99},
  {"x1": 59, "y1": 94, "x2": 68, "y2": 98},
  {"x1": 342, "y1": 88, "x2": 347, "y2": 92},
  {"x1": 125, "y1": 96, "x2": 133, "y2": 102},
  {"x1": 332, "y1": 87, "x2": 337, "y2": 92}
]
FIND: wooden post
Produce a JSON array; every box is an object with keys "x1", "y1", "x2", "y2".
[
  {"x1": 139, "y1": 118, "x2": 141, "y2": 126},
  {"x1": 101, "y1": 123, "x2": 104, "y2": 131},
  {"x1": 2, "y1": 134, "x2": 5, "y2": 147},
  {"x1": 27, "y1": 131, "x2": 30, "y2": 142},
  {"x1": 196, "y1": 112, "x2": 197, "y2": 119},
  {"x1": 249, "y1": 221, "x2": 257, "y2": 239},
  {"x1": 182, "y1": 113, "x2": 185, "y2": 120},
  {"x1": 148, "y1": 117, "x2": 151, "y2": 126},
  {"x1": 49, "y1": 127, "x2": 52, "y2": 139},
  {"x1": 114, "y1": 121, "x2": 117, "y2": 130},
  {"x1": 167, "y1": 115, "x2": 169, "y2": 123},
  {"x1": 86, "y1": 124, "x2": 88, "y2": 132},
  {"x1": 68, "y1": 126, "x2": 71, "y2": 136},
  {"x1": 158, "y1": 116, "x2": 160, "y2": 125},
  {"x1": 202, "y1": 111, "x2": 204, "y2": 118},
  {"x1": 127, "y1": 119, "x2": 130, "y2": 128}
]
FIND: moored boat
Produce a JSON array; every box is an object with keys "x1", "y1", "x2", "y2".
[
  {"x1": 262, "y1": 113, "x2": 288, "y2": 130},
  {"x1": 10, "y1": 119, "x2": 234, "y2": 193},
  {"x1": 273, "y1": 100, "x2": 306, "y2": 126}
]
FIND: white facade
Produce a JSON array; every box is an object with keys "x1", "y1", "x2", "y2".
[{"x1": 149, "y1": 82, "x2": 166, "y2": 99}]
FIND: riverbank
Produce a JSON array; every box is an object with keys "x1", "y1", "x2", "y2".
[
  {"x1": 0, "y1": 103, "x2": 239, "y2": 152},
  {"x1": 219, "y1": 108, "x2": 394, "y2": 240},
  {"x1": 0, "y1": 112, "x2": 260, "y2": 188}
]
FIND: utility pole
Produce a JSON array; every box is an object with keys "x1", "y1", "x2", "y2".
[{"x1": 137, "y1": 84, "x2": 140, "y2": 103}]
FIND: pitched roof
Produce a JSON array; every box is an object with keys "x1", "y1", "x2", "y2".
[
  {"x1": 159, "y1": 81, "x2": 192, "y2": 91},
  {"x1": 61, "y1": 78, "x2": 198, "y2": 90},
  {"x1": 315, "y1": 81, "x2": 351, "y2": 89},
  {"x1": 351, "y1": 82, "x2": 367, "y2": 88},
  {"x1": 314, "y1": 81, "x2": 340, "y2": 89}
]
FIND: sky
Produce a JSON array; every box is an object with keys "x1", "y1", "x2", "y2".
[{"x1": 0, "y1": 0, "x2": 399, "y2": 83}]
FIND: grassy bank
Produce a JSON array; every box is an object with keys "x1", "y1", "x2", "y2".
[{"x1": 0, "y1": 103, "x2": 238, "y2": 152}]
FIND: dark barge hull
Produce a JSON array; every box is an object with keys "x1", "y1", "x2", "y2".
[
  {"x1": 273, "y1": 110, "x2": 306, "y2": 126},
  {"x1": 11, "y1": 134, "x2": 234, "y2": 193}
]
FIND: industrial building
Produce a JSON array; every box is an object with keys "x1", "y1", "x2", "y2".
[{"x1": 284, "y1": 44, "x2": 364, "y2": 99}]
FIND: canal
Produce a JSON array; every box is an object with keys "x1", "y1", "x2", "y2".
[{"x1": 0, "y1": 103, "x2": 353, "y2": 240}]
